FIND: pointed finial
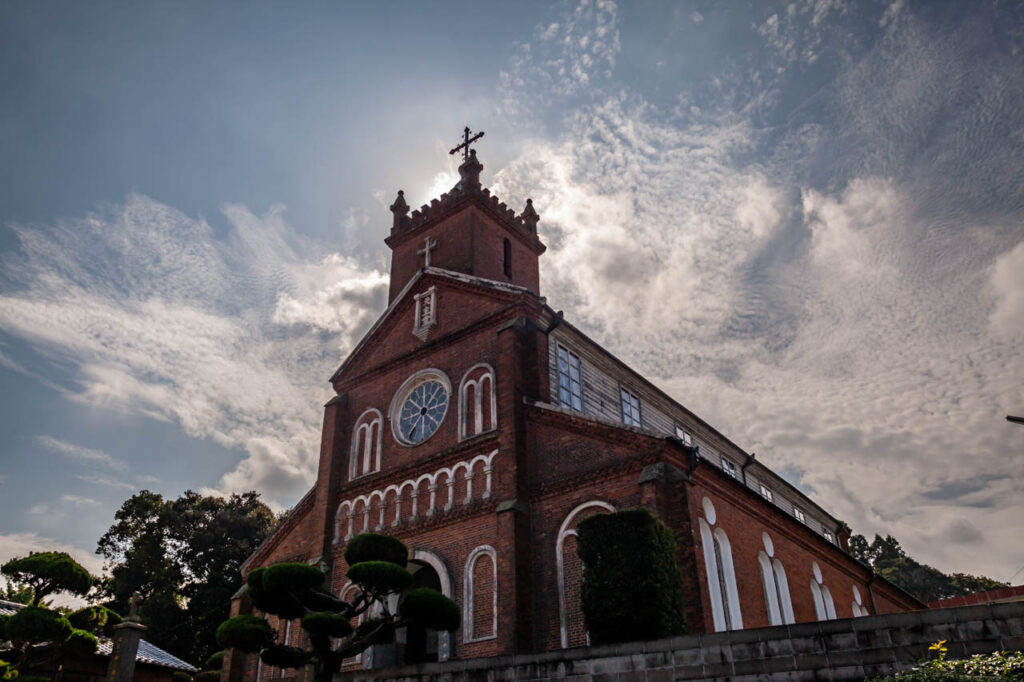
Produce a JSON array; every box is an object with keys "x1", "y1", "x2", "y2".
[
  {"x1": 457, "y1": 149, "x2": 483, "y2": 190},
  {"x1": 390, "y1": 190, "x2": 409, "y2": 230},
  {"x1": 521, "y1": 198, "x2": 539, "y2": 232}
]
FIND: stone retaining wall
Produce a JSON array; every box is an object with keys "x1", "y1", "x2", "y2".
[{"x1": 336, "y1": 601, "x2": 1024, "y2": 681}]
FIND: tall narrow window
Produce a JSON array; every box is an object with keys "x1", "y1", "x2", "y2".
[
  {"x1": 698, "y1": 497, "x2": 743, "y2": 632},
  {"x1": 413, "y1": 286, "x2": 437, "y2": 340},
  {"x1": 459, "y1": 364, "x2": 496, "y2": 440},
  {"x1": 556, "y1": 345, "x2": 583, "y2": 411},
  {"x1": 810, "y1": 561, "x2": 837, "y2": 620},
  {"x1": 758, "y1": 532, "x2": 794, "y2": 626},
  {"x1": 349, "y1": 408, "x2": 383, "y2": 479},
  {"x1": 503, "y1": 238, "x2": 512, "y2": 277},
  {"x1": 464, "y1": 545, "x2": 498, "y2": 642},
  {"x1": 620, "y1": 387, "x2": 641, "y2": 427}
]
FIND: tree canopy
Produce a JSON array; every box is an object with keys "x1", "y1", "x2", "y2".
[
  {"x1": 850, "y1": 533, "x2": 1008, "y2": 603},
  {"x1": 216, "y1": 533, "x2": 459, "y2": 682},
  {"x1": 0, "y1": 552, "x2": 117, "y2": 679},
  {"x1": 96, "y1": 489, "x2": 276, "y2": 667}
]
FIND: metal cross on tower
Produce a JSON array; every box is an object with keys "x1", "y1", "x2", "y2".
[{"x1": 449, "y1": 126, "x2": 484, "y2": 162}]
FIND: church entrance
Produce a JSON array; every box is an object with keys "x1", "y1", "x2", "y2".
[{"x1": 402, "y1": 560, "x2": 441, "y2": 665}]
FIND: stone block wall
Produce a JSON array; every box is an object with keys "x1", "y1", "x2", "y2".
[{"x1": 336, "y1": 601, "x2": 1024, "y2": 682}]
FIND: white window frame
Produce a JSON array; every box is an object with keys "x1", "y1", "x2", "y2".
[
  {"x1": 620, "y1": 387, "x2": 642, "y2": 427},
  {"x1": 720, "y1": 458, "x2": 737, "y2": 478},
  {"x1": 794, "y1": 508, "x2": 806, "y2": 524},
  {"x1": 349, "y1": 408, "x2": 383, "y2": 480},
  {"x1": 674, "y1": 425, "x2": 693, "y2": 446},
  {"x1": 556, "y1": 345, "x2": 583, "y2": 411},
  {"x1": 759, "y1": 484, "x2": 774, "y2": 503},
  {"x1": 463, "y1": 545, "x2": 498, "y2": 642},
  {"x1": 698, "y1": 497, "x2": 743, "y2": 632},
  {"x1": 458, "y1": 363, "x2": 497, "y2": 440},
  {"x1": 823, "y1": 529, "x2": 835, "y2": 544},
  {"x1": 413, "y1": 286, "x2": 437, "y2": 339}
]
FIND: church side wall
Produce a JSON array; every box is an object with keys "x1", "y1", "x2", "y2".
[{"x1": 685, "y1": 465, "x2": 920, "y2": 634}]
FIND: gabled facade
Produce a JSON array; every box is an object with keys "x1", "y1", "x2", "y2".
[{"x1": 224, "y1": 145, "x2": 922, "y2": 681}]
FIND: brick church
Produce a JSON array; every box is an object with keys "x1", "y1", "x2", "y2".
[{"x1": 225, "y1": 132, "x2": 921, "y2": 679}]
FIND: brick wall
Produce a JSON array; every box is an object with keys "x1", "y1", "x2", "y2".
[{"x1": 335, "y1": 601, "x2": 1024, "y2": 682}]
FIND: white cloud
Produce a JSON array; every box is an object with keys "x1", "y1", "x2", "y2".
[
  {"x1": 988, "y1": 241, "x2": 1024, "y2": 342},
  {"x1": 490, "y1": 1, "x2": 1024, "y2": 580},
  {"x1": 74, "y1": 473, "x2": 135, "y2": 491},
  {"x1": 0, "y1": 195, "x2": 387, "y2": 506},
  {"x1": 59, "y1": 495, "x2": 100, "y2": 507},
  {"x1": 38, "y1": 436, "x2": 126, "y2": 471}
]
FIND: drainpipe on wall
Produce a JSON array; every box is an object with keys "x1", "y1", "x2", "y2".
[
  {"x1": 867, "y1": 570, "x2": 880, "y2": 615},
  {"x1": 741, "y1": 452, "x2": 756, "y2": 487}
]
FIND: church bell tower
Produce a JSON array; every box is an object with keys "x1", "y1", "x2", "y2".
[{"x1": 383, "y1": 127, "x2": 546, "y2": 304}]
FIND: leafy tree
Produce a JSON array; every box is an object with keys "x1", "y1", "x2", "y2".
[
  {"x1": 97, "y1": 490, "x2": 276, "y2": 666},
  {"x1": 216, "y1": 533, "x2": 459, "y2": 682},
  {"x1": 576, "y1": 509, "x2": 687, "y2": 645},
  {"x1": 0, "y1": 552, "x2": 118, "y2": 678},
  {"x1": 1, "y1": 580, "x2": 35, "y2": 606},
  {"x1": 849, "y1": 533, "x2": 1007, "y2": 602}
]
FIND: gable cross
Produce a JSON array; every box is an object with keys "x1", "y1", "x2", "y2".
[
  {"x1": 449, "y1": 126, "x2": 485, "y2": 163},
  {"x1": 417, "y1": 236, "x2": 439, "y2": 267}
]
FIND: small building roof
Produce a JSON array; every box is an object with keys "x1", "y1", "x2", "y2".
[{"x1": 0, "y1": 599, "x2": 197, "y2": 672}]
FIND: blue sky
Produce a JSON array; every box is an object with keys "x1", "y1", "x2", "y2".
[{"x1": 1, "y1": 0, "x2": 1022, "y2": 586}]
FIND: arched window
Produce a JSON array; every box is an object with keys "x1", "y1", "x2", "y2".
[
  {"x1": 852, "y1": 584, "x2": 869, "y2": 616},
  {"x1": 503, "y1": 238, "x2": 512, "y2": 277},
  {"x1": 758, "y1": 532, "x2": 794, "y2": 626},
  {"x1": 459, "y1": 364, "x2": 496, "y2": 440},
  {"x1": 698, "y1": 497, "x2": 743, "y2": 632},
  {"x1": 463, "y1": 545, "x2": 497, "y2": 642},
  {"x1": 349, "y1": 408, "x2": 382, "y2": 479},
  {"x1": 810, "y1": 561, "x2": 837, "y2": 620},
  {"x1": 557, "y1": 500, "x2": 615, "y2": 648}
]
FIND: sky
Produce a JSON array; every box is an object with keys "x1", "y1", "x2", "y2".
[{"x1": 0, "y1": 0, "x2": 1022, "y2": 588}]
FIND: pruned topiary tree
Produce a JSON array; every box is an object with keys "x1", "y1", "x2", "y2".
[
  {"x1": 0, "y1": 552, "x2": 120, "y2": 679},
  {"x1": 215, "y1": 533, "x2": 459, "y2": 682},
  {"x1": 576, "y1": 508, "x2": 687, "y2": 645}
]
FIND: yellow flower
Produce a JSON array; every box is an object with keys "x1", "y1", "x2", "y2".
[{"x1": 929, "y1": 640, "x2": 948, "y2": 652}]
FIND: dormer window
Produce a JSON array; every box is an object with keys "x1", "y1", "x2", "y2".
[
  {"x1": 720, "y1": 458, "x2": 737, "y2": 478},
  {"x1": 413, "y1": 286, "x2": 437, "y2": 340},
  {"x1": 674, "y1": 425, "x2": 693, "y2": 446},
  {"x1": 759, "y1": 484, "x2": 774, "y2": 503},
  {"x1": 620, "y1": 387, "x2": 641, "y2": 427},
  {"x1": 556, "y1": 345, "x2": 583, "y2": 411},
  {"x1": 794, "y1": 508, "x2": 807, "y2": 524},
  {"x1": 823, "y1": 529, "x2": 835, "y2": 544}
]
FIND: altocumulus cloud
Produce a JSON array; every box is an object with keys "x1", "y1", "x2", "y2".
[
  {"x1": 0, "y1": 195, "x2": 386, "y2": 506},
  {"x1": 490, "y1": 0, "x2": 1024, "y2": 579}
]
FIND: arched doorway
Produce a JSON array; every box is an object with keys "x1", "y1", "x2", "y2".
[{"x1": 403, "y1": 560, "x2": 441, "y2": 664}]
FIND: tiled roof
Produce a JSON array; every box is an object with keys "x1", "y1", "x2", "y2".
[{"x1": 0, "y1": 599, "x2": 197, "y2": 672}]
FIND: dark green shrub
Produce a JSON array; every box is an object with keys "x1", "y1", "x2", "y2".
[
  {"x1": 301, "y1": 612, "x2": 352, "y2": 639},
  {"x1": 246, "y1": 563, "x2": 324, "y2": 619},
  {"x1": 194, "y1": 671, "x2": 221, "y2": 682},
  {"x1": 344, "y1": 534, "x2": 407, "y2": 568},
  {"x1": 67, "y1": 605, "x2": 120, "y2": 634},
  {"x1": 204, "y1": 650, "x2": 224, "y2": 670},
  {"x1": 62, "y1": 629, "x2": 98, "y2": 657},
  {"x1": 399, "y1": 588, "x2": 460, "y2": 632},
  {"x1": 576, "y1": 508, "x2": 687, "y2": 645},
  {"x1": 6, "y1": 607, "x2": 73, "y2": 643},
  {"x1": 171, "y1": 670, "x2": 192, "y2": 682},
  {"x1": 215, "y1": 615, "x2": 274, "y2": 653},
  {"x1": 0, "y1": 614, "x2": 9, "y2": 639},
  {"x1": 346, "y1": 561, "x2": 412, "y2": 595},
  {"x1": 259, "y1": 645, "x2": 309, "y2": 669}
]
